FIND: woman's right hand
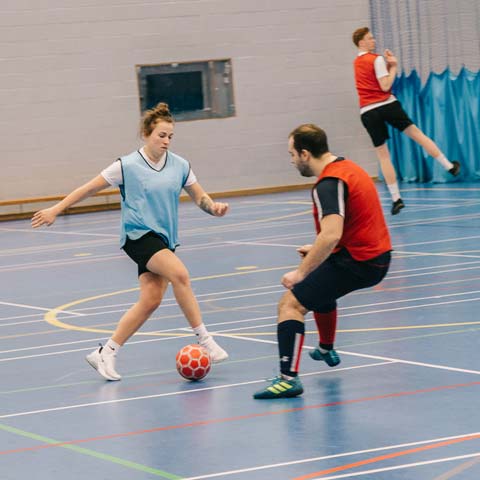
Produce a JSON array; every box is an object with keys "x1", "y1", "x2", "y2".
[{"x1": 31, "y1": 207, "x2": 58, "y2": 228}]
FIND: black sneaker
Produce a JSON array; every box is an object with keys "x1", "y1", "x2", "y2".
[
  {"x1": 391, "y1": 198, "x2": 405, "y2": 215},
  {"x1": 448, "y1": 161, "x2": 460, "y2": 176}
]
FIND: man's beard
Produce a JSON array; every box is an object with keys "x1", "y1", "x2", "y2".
[{"x1": 297, "y1": 163, "x2": 314, "y2": 177}]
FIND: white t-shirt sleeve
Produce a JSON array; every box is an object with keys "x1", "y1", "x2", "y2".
[
  {"x1": 374, "y1": 56, "x2": 389, "y2": 79},
  {"x1": 185, "y1": 169, "x2": 197, "y2": 187},
  {"x1": 101, "y1": 160, "x2": 123, "y2": 187},
  {"x1": 100, "y1": 158, "x2": 198, "y2": 187}
]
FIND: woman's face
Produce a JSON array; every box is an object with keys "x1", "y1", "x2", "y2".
[{"x1": 144, "y1": 120, "x2": 174, "y2": 157}]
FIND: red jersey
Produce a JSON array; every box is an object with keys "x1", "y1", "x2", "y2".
[
  {"x1": 312, "y1": 159, "x2": 392, "y2": 261},
  {"x1": 353, "y1": 53, "x2": 391, "y2": 107}
]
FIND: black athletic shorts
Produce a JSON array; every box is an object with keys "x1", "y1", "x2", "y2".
[
  {"x1": 122, "y1": 231, "x2": 173, "y2": 276},
  {"x1": 361, "y1": 100, "x2": 413, "y2": 147},
  {"x1": 292, "y1": 248, "x2": 391, "y2": 312}
]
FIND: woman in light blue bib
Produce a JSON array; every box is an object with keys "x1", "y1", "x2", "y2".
[{"x1": 32, "y1": 103, "x2": 230, "y2": 380}]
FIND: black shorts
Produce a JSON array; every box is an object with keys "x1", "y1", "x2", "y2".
[
  {"x1": 291, "y1": 249, "x2": 391, "y2": 312},
  {"x1": 361, "y1": 101, "x2": 413, "y2": 147},
  {"x1": 122, "y1": 231, "x2": 173, "y2": 276}
]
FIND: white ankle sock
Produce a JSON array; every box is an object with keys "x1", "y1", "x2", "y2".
[
  {"x1": 387, "y1": 183, "x2": 401, "y2": 202},
  {"x1": 193, "y1": 324, "x2": 209, "y2": 342},
  {"x1": 104, "y1": 339, "x2": 120, "y2": 356},
  {"x1": 435, "y1": 153, "x2": 453, "y2": 170}
]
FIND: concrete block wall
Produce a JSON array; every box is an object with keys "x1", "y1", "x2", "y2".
[{"x1": 1, "y1": 0, "x2": 376, "y2": 201}]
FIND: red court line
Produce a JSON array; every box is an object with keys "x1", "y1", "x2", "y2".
[
  {"x1": 1, "y1": 380, "x2": 479, "y2": 456},
  {"x1": 293, "y1": 433, "x2": 480, "y2": 480}
]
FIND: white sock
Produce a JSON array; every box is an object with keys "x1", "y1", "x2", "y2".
[
  {"x1": 193, "y1": 323, "x2": 210, "y2": 342},
  {"x1": 104, "y1": 338, "x2": 120, "y2": 356},
  {"x1": 435, "y1": 153, "x2": 453, "y2": 171},
  {"x1": 387, "y1": 183, "x2": 401, "y2": 202}
]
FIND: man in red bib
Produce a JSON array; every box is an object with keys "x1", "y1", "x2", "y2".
[
  {"x1": 352, "y1": 27, "x2": 460, "y2": 215},
  {"x1": 253, "y1": 124, "x2": 391, "y2": 399}
]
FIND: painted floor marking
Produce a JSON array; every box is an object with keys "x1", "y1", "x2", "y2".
[
  {"x1": 181, "y1": 432, "x2": 480, "y2": 480},
  {"x1": 0, "y1": 423, "x2": 180, "y2": 479},
  {"x1": 0, "y1": 301, "x2": 83, "y2": 316},
  {"x1": 0, "y1": 362, "x2": 392, "y2": 419},
  {"x1": 2, "y1": 378, "x2": 479, "y2": 455},
  {"x1": 227, "y1": 334, "x2": 480, "y2": 375},
  {"x1": 294, "y1": 434, "x2": 480, "y2": 480}
]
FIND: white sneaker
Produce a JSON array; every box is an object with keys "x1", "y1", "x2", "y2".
[
  {"x1": 199, "y1": 336, "x2": 229, "y2": 363},
  {"x1": 86, "y1": 345, "x2": 122, "y2": 381}
]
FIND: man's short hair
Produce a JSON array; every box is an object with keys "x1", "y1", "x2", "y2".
[
  {"x1": 289, "y1": 124, "x2": 329, "y2": 158},
  {"x1": 352, "y1": 27, "x2": 370, "y2": 46}
]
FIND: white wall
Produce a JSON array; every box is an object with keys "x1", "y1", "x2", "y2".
[{"x1": 0, "y1": 0, "x2": 376, "y2": 201}]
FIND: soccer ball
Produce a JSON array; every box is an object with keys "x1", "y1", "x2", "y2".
[{"x1": 176, "y1": 344, "x2": 211, "y2": 381}]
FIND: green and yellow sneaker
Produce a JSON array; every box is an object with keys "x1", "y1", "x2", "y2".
[{"x1": 253, "y1": 375, "x2": 304, "y2": 399}]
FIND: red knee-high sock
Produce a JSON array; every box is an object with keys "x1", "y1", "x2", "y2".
[{"x1": 313, "y1": 310, "x2": 337, "y2": 348}]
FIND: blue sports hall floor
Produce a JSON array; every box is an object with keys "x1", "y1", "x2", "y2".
[{"x1": 1, "y1": 182, "x2": 479, "y2": 480}]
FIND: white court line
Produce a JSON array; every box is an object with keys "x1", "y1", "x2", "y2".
[
  {"x1": 0, "y1": 336, "x2": 122, "y2": 354},
  {"x1": 225, "y1": 240, "x2": 297, "y2": 248},
  {"x1": 395, "y1": 234, "x2": 480, "y2": 248},
  {"x1": 390, "y1": 259, "x2": 480, "y2": 273},
  {"x1": 0, "y1": 251, "x2": 122, "y2": 268},
  {"x1": 0, "y1": 362, "x2": 392, "y2": 419},
  {"x1": 340, "y1": 290, "x2": 480, "y2": 310},
  {"x1": 50, "y1": 282, "x2": 480, "y2": 317},
  {"x1": 395, "y1": 250, "x2": 480, "y2": 259},
  {"x1": 0, "y1": 227, "x2": 116, "y2": 237},
  {"x1": 0, "y1": 331, "x2": 200, "y2": 355},
  {"x1": 0, "y1": 266, "x2": 471, "y2": 320},
  {"x1": 2, "y1": 285, "x2": 480, "y2": 351},
  {"x1": 0, "y1": 255, "x2": 127, "y2": 273},
  {"x1": 224, "y1": 334, "x2": 480, "y2": 375},
  {"x1": 340, "y1": 350, "x2": 480, "y2": 375},
  {"x1": 397, "y1": 203, "x2": 480, "y2": 211},
  {"x1": 0, "y1": 312, "x2": 45, "y2": 322},
  {"x1": 2, "y1": 292, "x2": 478, "y2": 358},
  {"x1": 0, "y1": 334, "x2": 190, "y2": 362},
  {"x1": 400, "y1": 186, "x2": 480, "y2": 191},
  {"x1": 388, "y1": 265, "x2": 480, "y2": 279},
  {"x1": 211, "y1": 295, "x2": 480, "y2": 334},
  {"x1": 3, "y1": 291, "x2": 478, "y2": 341},
  {"x1": 0, "y1": 301, "x2": 83, "y2": 316},
  {"x1": 0, "y1": 318, "x2": 51, "y2": 327},
  {"x1": 2, "y1": 246, "x2": 477, "y2": 274},
  {"x1": 304, "y1": 454, "x2": 480, "y2": 480},
  {"x1": 181, "y1": 432, "x2": 480, "y2": 480}
]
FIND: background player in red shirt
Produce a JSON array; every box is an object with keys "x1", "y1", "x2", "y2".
[
  {"x1": 352, "y1": 27, "x2": 460, "y2": 215},
  {"x1": 253, "y1": 124, "x2": 392, "y2": 399}
]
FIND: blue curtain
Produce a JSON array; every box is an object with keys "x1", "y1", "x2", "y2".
[{"x1": 387, "y1": 67, "x2": 480, "y2": 182}]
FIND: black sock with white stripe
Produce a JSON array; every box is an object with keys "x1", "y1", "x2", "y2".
[{"x1": 278, "y1": 320, "x2": 305, "y2": 378}]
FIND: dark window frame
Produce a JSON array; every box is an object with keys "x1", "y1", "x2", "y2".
[{"x1": 136, "y1": 59, "x2": 235, "y2": 121}]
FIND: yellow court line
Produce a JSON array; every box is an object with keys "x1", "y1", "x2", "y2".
[
  {"x1": 44, "y1": 265, "x2": 296, "y2": 333},
  {"x1": 41, "y1": 262, "x2": 480, "y2": 336}
]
